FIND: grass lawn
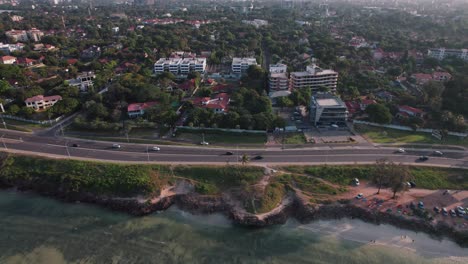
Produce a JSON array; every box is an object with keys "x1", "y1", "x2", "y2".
[
  {"x1": 1, "y1": 118, "x2": 50, "y2": 132},
  {"x1": 355, "y1": 124, "x2": 468, "y2": 146},
  {"x1": 282, "y1": 133, "x2": 307, "y2": 144},
  {"x1": 176, "y1": 131, "x2": 267, "y2": 145}
]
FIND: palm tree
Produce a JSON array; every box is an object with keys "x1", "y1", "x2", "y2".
[{"x1": 240, "y1": 154, "x2": 249, "y2": 165}]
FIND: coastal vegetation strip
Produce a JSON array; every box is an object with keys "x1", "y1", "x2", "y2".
[
  {"x1": 0, "y1": 153, "x2": 264, "y2": 197},
  {"x1": 280, "y1": 165, "x2": 468, "y2": 190}
]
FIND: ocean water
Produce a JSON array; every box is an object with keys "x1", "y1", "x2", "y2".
[{"x1": 0, "y1": 190, "x2": 467, "y2": 264}]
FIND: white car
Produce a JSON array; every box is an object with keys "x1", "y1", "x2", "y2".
[
  {"x1": 356, "y1": 193, "x2": 364, "y2": 199},
  {"x1": 433, "y1": 151, "x2": 443, "y2": 156},
  {"x1": 200, "y1": 141, "x2": 209, "y2": 145},
  {"x1": 112, "y1": 144, "x2": 121, "y2": 149},
  {"x1": 151, "y1": 146, "x2": 161, "y2": 151},
  {"x1": 397, "y1": 148, "x2": 405, "y2": 153},
  {"x1": 353, "y1": 178, "x2": 360, "y2": 186}
]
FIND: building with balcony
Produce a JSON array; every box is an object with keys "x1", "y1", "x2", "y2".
[
  {"x1": 268, "y1": 64, "x2": 289, "y2": 98},
  {"x1": 25, "y1": 95, "x2": 62, "y2": 111},
  {"x1": 428, "y1": 48, "x2": 468, "y2": 61},
  {"x1": 5, "y1": 30, "x2": 28, "y2": 42},
  {"x1": 231, "y1": 57, "x2": 258, "y2": 75},
  {"x1": 290, "y1": 64, "x2": 338, "y2": 92},
  {"x1": 310, "y1": 93, "x2": 348, "y2": 126},
  {"x1": 154, "y1": 57, "x2": 206, "y2": 75}
]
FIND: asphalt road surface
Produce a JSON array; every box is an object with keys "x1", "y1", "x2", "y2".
[{"x1": 1, "y1": 129, "x2": 467, "y2": 168}]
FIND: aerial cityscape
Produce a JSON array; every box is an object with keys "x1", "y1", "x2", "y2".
[{"x1": 0, "y1": 0, "x2": 467, "y2": 263}]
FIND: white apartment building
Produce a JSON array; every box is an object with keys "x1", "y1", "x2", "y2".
[
  {"x1": 428, "y1": 48, "x2": 468, "y2": 61},
  {"x1": 27, "y1": 28, "x2": 44, "y2": 42},
  {"x1": 231, "y1": 57, "x2": 258, "y2": 74},
  {"x1": 67, "y1": 72, "x2": 96, "y2": 92},
  {"x1": 310, "y1": 93, "x2": 348, "y2": 126},
  {"x1": 25, "y1": 95, "x2": 62, "y2": 111},
  {"x1": 154, "y1": 57, "x2": 206, "y2": 75},
  {"x1": 268, "y1": 64, "x2": 289, "y2": 97},
  {"x1": 5, "y1": 30, "x2": 28, "y2": 42},
  {"x1": 0, "y1": 43, "x2": 24, "y2": 54},
  {"x1": 290, "y1": 64, "x2": 338, "y2": 91}
]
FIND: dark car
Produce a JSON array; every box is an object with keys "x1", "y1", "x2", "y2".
[
  {"x1": 409, "y1": 181, "x2": 416, "y2": 188},
  {"x1": 253, "y1": 155, "x2": 263, "y2": 160},
  {"x1": 433, "y1": 207, "x2": 440, "y2": 213},
  {"x1": 225, "y1": 151, "x2": 234, "y2": 155},
  {"x1": 419, "y1": 156, "x2": 429, "y2": 161},
  {"x1": 72, "y1": 143, "x2": 79, "y2": 147}
]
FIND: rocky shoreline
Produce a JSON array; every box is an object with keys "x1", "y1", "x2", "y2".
[{"x1": 4, "y1": 183, "x2": 468, "y2": 248}]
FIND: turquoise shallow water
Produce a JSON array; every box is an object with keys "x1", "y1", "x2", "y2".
[{"x1": 0, "y1": 190, "x2": 467, "y2": 264}]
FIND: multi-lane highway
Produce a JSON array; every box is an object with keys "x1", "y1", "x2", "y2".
[{"x1": 1, "y1": 129, "x2": 468, "y2": 168}]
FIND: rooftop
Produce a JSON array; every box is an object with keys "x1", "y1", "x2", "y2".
[
  {"x1": 232, "y1": 57, "x2": 257, "y2": 65},
  {"x1": 317, "y1": 98, "x2": 340, "y2": 107}
]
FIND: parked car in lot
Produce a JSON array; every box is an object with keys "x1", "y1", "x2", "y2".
[
  {"x1": 442, "y1": 207, "x2": 448, "y2": 216},
  {"x1": 353, "y1": 178, "x2": 360, "y2": 186},
  {"x1": 433, "y1": 151, "x2": 444, "y2": 156},
  {"x1": 433, "y1": 207, "x2": 440, "y2": 213},
  {"x1": 409, "y1": 181, "x2": 416, "y2": 188},
  {"x1": 418, "y1": 201, "x2": 424, "y2": 209},
  {"x1": 456, "y1": 206, "x2": 466, "y2": 217},
  {"x1": 356, "y1": 193, "x2": 364, "y2": 199},
  {"x1": 112, "y1": 144, "x2": 121, "y2": 149},
  {"x1": 450, "y1": 209, "x2": 457, "y2": 217}
]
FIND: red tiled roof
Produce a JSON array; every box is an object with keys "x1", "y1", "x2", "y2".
[
  {"x1": 399, "y1": 105, "x2": 424, "y2": 114},
  {"x1": 67, "y1": 58, "x2": 78, "y2": 65},
  {"x1": 1, "y1": 56, "x2": 17, "y2": 61},
  {"x1": 432, "y1": 71, "x2": 452, "y2": 79},
  {"x1": 361, "y1": 99, "x2": 377, "y2": 105},
  {"x1": 193, "y1": 93, "x2": 230, "y2": 111},
  {"x1": 127, "y1": 101, "x2": 158, "y2": 112},
  {"x1": 411, "y1": 73, "x2": 432, "y2": 81},
  {"x1": 345, "y1": 101, "x2": 360, "y2": 114}
]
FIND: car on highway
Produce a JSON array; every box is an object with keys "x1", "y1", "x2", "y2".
[
  {"x1": 200, "y1": 141, "x2": 209, "y2": 145},
  {"x1": 151, "y1": 146, "x2": 161, "y2": 151},
  {"x1": 433, "y1": 151, "x2": 444, "y2": 156},
  {"x1": 397, "y1": 148, "x2": 405, "y2": 153},
  {"x1": 72, "y1": 143, "x2": 79, "y2": 147},
  {"x1": 253, "y1": 155, "x2": 263, "y2": 160},
  {"x1": 112, "y1": 144, "x2": 121, "y2": 149},
  {"x1": 418, "y1": 156, "x2": 429, "y2": 161},
  {"x1": 225, "y1": 151, "x2": 234, "y2": 155}
]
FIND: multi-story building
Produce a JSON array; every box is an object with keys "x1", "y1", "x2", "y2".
[
  {"x1": 154, "y1": 57, "x2": 206, "y2": 75},
  {"x1": 27, "y1": 28, "x2": 44, "y2": 42},
  {"x1": 5, "y1": 30, "x2": 28, "y2": 42},
  {"x1": 268, "y1": 64, "x2": 289, "y2": 97},
  {"x1": 0, "y1": 43, "x2": 24, "y2": 55},
  {"x1": 67, "y1": 72, "x2": 96, "y2": 92},
  {"x1": 290, "y1": 64, "x2": 338, "y2": 91},
  {"x1": 231, "y1": 57, "x2": 258, "y2": 75},
  {"x1": 25, "y1": 95, "x2": 62, "y2": 111},
  {"x1": 428, "y1": 48, "x2": 468, "y2": 61},
  {"x1": 310, "y1": 93, "x2": 348, "y2": 126}
]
